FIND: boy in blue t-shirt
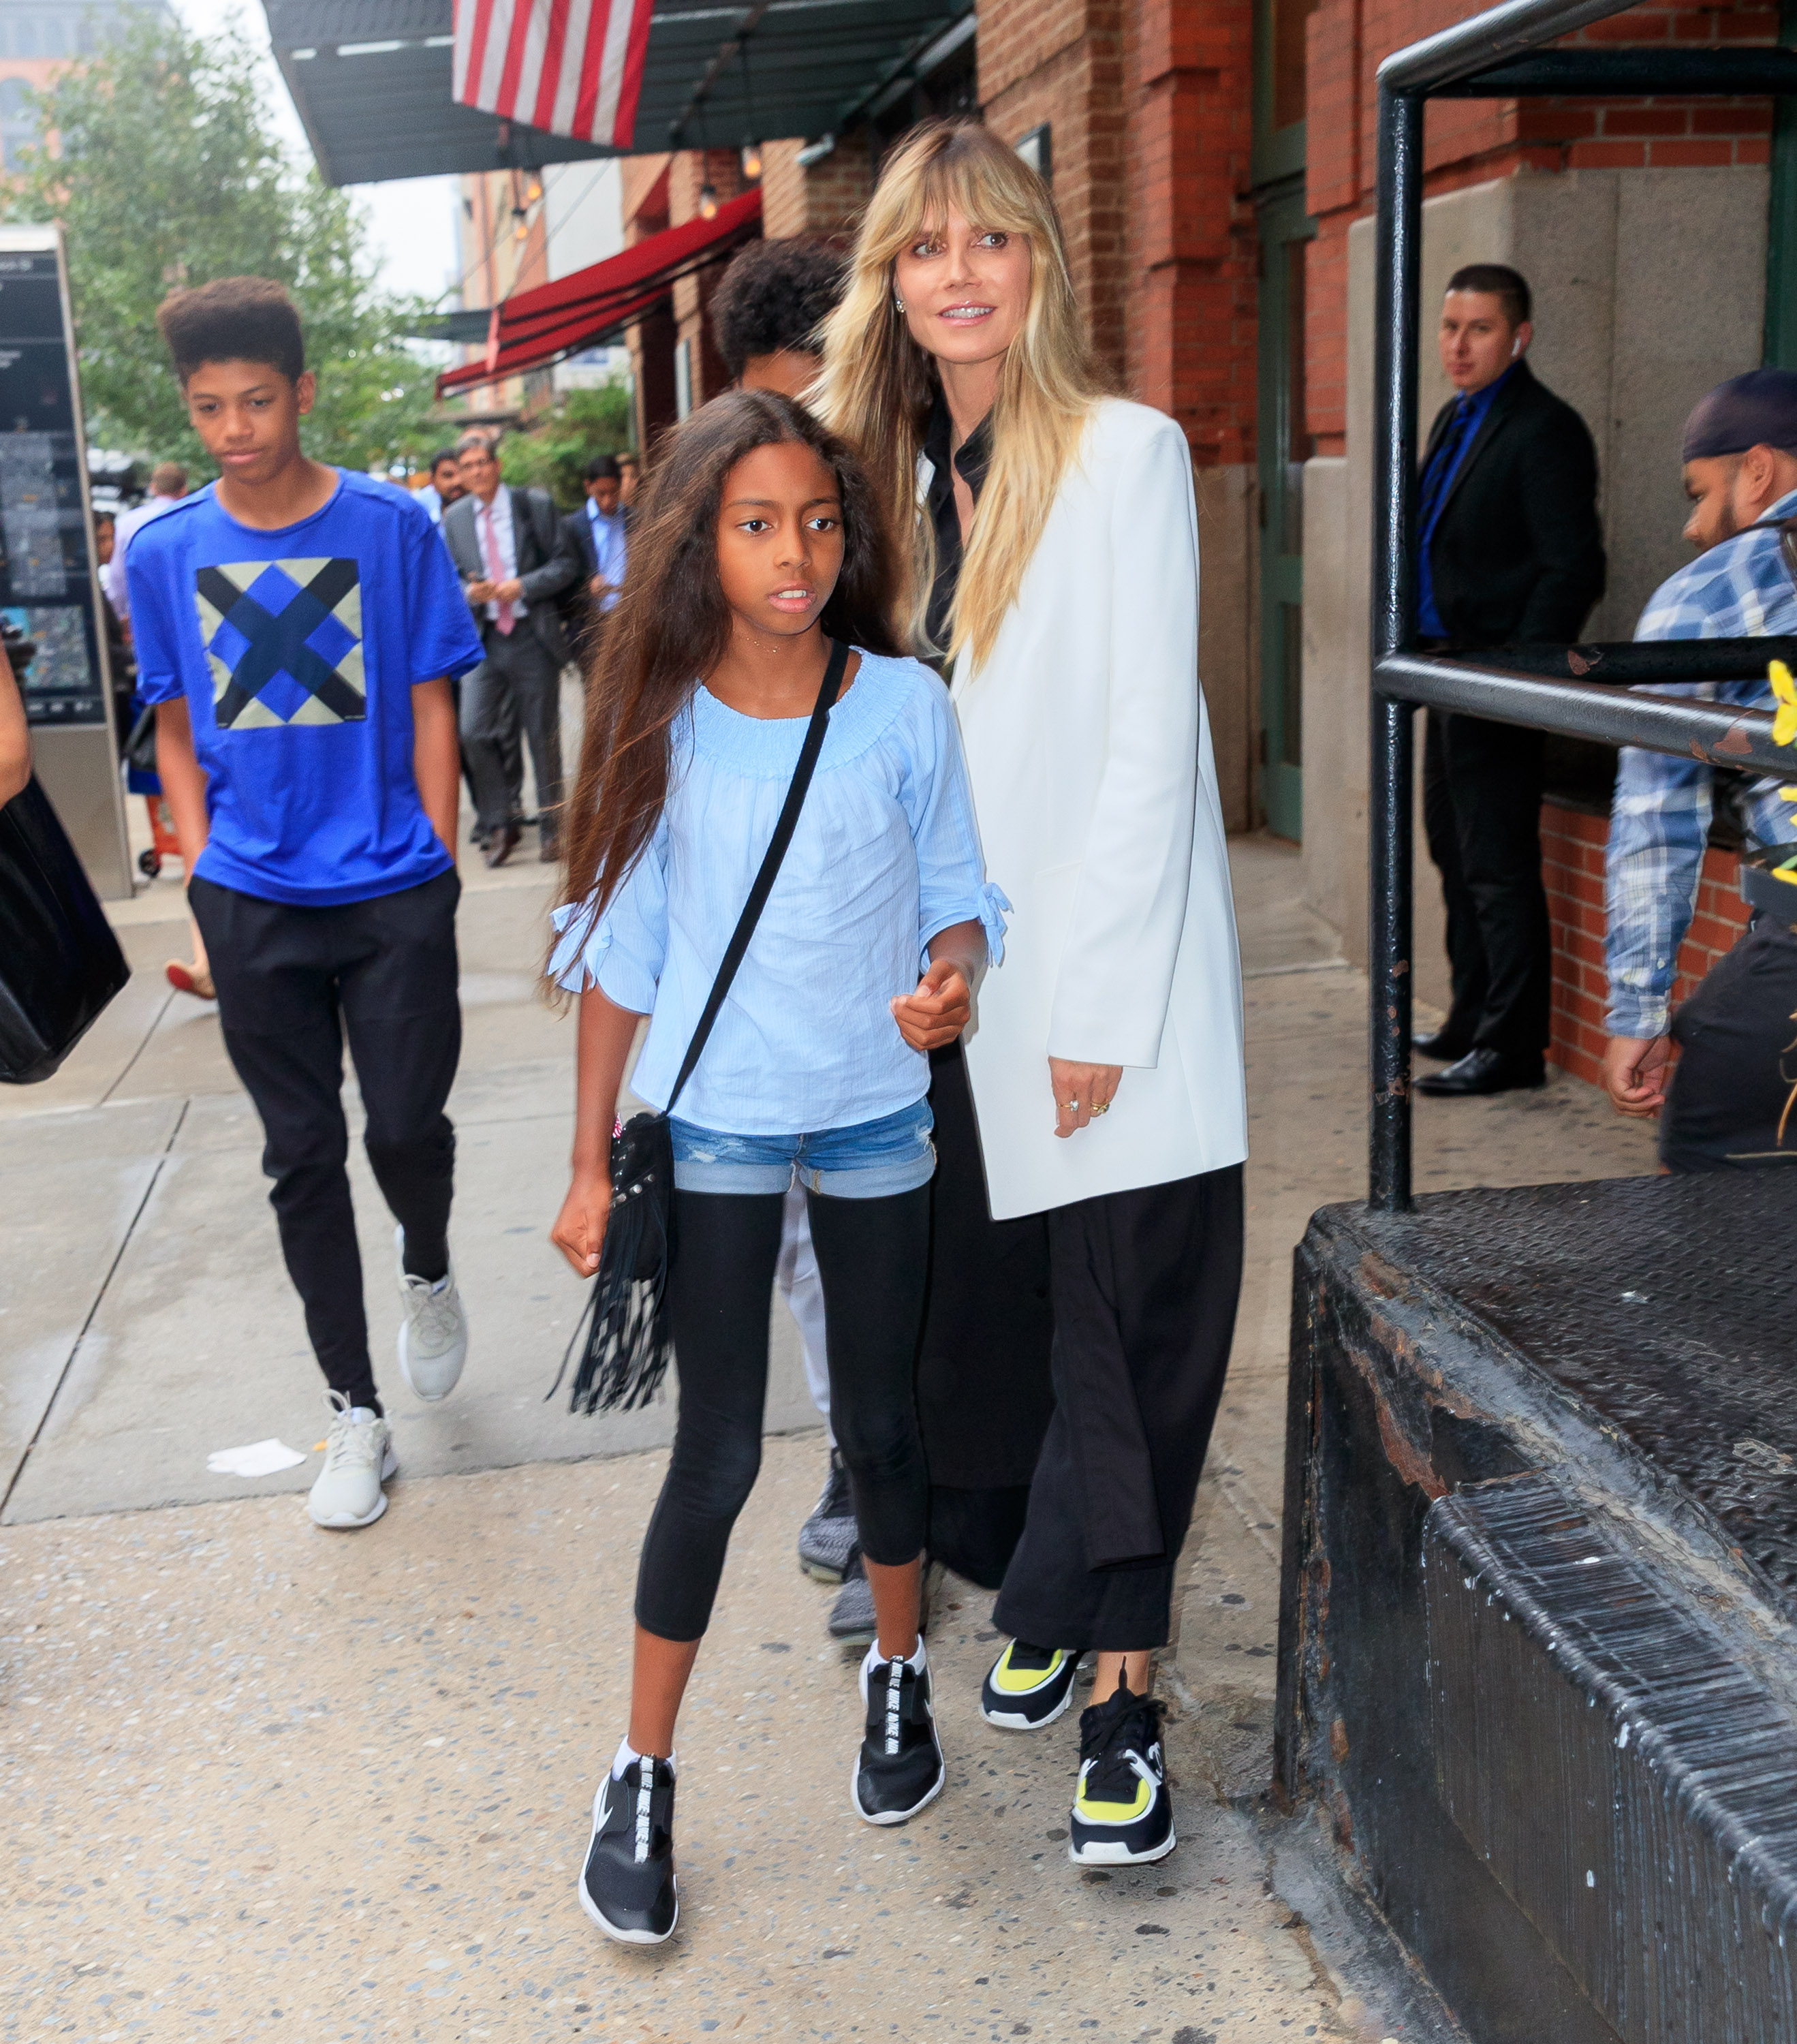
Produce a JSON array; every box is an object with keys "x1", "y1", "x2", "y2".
[{"x1": 133, "y1": 277, "x2": 486, "y2": 1532}]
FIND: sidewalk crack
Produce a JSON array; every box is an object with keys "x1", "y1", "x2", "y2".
[{"x1": 0, "y1": 1095, "x2": 191, "y2": 1521}]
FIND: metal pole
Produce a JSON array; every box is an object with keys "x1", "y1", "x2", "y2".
[{"x1": 1369, "y1": 84, "x2": 1423, "y2": 1213}]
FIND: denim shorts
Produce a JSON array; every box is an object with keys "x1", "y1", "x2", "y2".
[{"x1": 669, "y1": 1101, "x2": 936, "y2": 1198}]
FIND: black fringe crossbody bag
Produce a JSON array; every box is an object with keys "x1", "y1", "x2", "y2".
[{"x1": 556, "y1": 637, "x2": 849, "y2": 1416}]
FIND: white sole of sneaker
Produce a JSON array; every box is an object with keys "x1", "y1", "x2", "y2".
[
  {"x1": 577, "y1": 1873, "x2": 678, "y2": 1945},
  {"x1": 799, "y1": 1554, "x2": 850, "y2": 1584},
  {"x1": 1067, "y1": 1826, "x2": 1177, "y2": 1867},
  {"x1": 980, "y1": 1682, "x2": 1076, "y2": 1732},
  {"x1": 307, "y1": 1445, "x2": 399, "y2": 1530},
  {"x1": 849, "y1": 1752, "x2": 946, "y2": 1827}
]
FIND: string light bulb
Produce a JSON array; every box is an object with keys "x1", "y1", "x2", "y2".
[
  {"x1": 527, "y1": 179, "x2": 543, "y2": 204},
  {"x1": 740, "y1": 141, "x2": 762, "y2": 182},
  {"x1": 698, "y1": 181, "x2": 719, "y2": 221}
]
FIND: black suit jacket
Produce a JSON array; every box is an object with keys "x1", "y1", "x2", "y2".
[
  {"x1": 1420, "y1": 360, "x2": 1606, "y2": 648},
  {"x1": 441, "y1": 485, "x2": 578, "y2": 665}
]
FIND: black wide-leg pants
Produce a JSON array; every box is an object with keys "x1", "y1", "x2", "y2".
[{"x1": 992, "y1": 1162, "x2": 1245, "y2": 1653}]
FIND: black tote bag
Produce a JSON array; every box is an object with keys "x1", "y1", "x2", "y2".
[{"x1": 0, "y1": 777, "x2": 131, "y2": 1084}]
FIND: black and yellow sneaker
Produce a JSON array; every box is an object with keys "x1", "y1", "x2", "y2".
[
  {"x1": 578, "y1": 1754, "x2": 679, "y2": 1944},
  {"x1": 1068, "y1": 1684, "x2": 1173, "y2": 1866},
  {"x1": 851, "y1": 1643, "x2": 946, "y2": 1825},
  {"x1": 980, "y1": 1640, "x2": 1080, "y2": 1730}
]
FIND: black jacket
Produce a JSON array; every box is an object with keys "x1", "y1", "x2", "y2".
[
  {"x1": 1419, "y1": 360, "x2": 1606, "y2": 648},
  {"x1": 441, "y1": 485, "x2": 578, "y2": 665}
]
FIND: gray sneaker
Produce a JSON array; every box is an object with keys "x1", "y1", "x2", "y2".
[
  {"x1": 798, "y1": 1449, "x2": 856, "y2": 1581},
  {"x1": 394, "y1": 1226, "x2": 469, "y2": 1403},
  {"x1": 828, "y1": 1547, "x2": 941, "y2": 1647}
]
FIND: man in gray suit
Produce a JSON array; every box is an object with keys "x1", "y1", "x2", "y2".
[{"x1": 441, "y1": 432, "x2": 579, "y2": 866}]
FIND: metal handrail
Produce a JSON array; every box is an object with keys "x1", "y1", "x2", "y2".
[{"x1": 1367, "y1": 0, "x2": 1796, "y2": 1209}]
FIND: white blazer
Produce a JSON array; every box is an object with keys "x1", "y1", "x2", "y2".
[{"x1": 945, "y1": 397, "x2": 1248, "y2": 1221}]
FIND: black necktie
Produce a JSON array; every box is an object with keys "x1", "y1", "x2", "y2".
[{"x1": 1420, "y1": 397, "x2": 1475, "y2": 531}]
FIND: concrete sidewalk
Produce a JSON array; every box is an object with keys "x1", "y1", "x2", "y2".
[{"x1": 0, "y1": 814, "x2": 1655, "y2": 2042}]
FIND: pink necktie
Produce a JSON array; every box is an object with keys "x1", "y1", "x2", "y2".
[{"x1": 479, "y1": 501, "x2": 515, "y2": 635}]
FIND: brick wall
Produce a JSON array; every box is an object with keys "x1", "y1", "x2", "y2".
[
  {"x1": 760, "y1": 134, "x2": 872, "y2": 241},
  {"x1": 1541, "y1": 801, "x2": 1749, "y2": 1086},
  {"x1": 1303, "y1": 0, "x2": 1778, "y2": 454}
]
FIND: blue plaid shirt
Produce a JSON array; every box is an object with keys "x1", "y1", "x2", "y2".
[{"x1": 1604, "y1": 486, "x2": 1797, "y2": 1037}]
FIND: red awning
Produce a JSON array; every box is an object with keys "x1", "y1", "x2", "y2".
[{"x1": 437, "y1": 188, "x2": 762, "y2": 398}]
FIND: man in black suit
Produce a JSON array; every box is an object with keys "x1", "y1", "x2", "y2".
[
  {"x1": 1412, "y1": 263, "x2": 1606, "y2": 1097},
  {"x1": 559, "y1": 454, "x2": 628, "y2": 664},
  {"x1": 441, "y1": 433, "x2": 579, "y2": 867}
]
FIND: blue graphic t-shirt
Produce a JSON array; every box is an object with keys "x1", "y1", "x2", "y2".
[{"x1": 129, "y1": 471, "x2": 485, "y2": 906}]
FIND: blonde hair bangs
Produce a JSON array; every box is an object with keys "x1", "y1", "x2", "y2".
[{"x1": 815, "y1": 121, "x2": 1104, "y2": 673}]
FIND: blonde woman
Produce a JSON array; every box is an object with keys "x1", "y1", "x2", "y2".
[{"x1": 817, "y1": 121, "x2": 1247, "y2": 1868}]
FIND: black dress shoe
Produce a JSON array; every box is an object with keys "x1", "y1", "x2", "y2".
[
  {"x1": 1412, "y1": 1027, "x2": 1472, "y2": 1060},
  {"x1": 482, "y1": 821, "x2": 520, "y2": 870},
  {"x1": 1414, "y1": 1047, "x2": 1546, "y2": 1097}
]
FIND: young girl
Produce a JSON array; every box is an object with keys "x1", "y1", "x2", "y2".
[{"x1": 546, "y1": 390, "x2": 1003, "y2": 1946}]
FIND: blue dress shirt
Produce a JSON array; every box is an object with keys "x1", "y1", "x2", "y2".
[
  {"x1": 586, "y1": 499, "x2": 627, "y2": 612},
  {"x1": 548, "y1": 649, "x2": 1010, "y2": 1135},
  {"x1": 1416, "y1": 366, "x2": 1514, "y2": 638}
]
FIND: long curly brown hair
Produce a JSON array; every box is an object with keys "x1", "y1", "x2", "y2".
[{"x1": 552, "y1": 389, "x2": 902, "y2": 968}]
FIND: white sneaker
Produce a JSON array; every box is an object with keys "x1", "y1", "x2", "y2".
[
  {"x1": 308, "y1": 1392, "x2": 396, "y2": 1529},
  {"x1": 394, "y1": 1226, "x2": 469, "y2": 1402}
]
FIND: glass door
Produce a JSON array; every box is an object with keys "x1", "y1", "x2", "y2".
[{"x1": 1256, "y1": 185, "x2": 1313, "y2": 842}]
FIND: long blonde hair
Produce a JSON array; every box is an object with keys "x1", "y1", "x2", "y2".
[{"x1": 814, "y1": 121, "x2": 1105, "y2": 672}]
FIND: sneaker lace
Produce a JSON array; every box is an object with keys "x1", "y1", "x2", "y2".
[
  {"x1": 403, "y1": 1275, "x2": 460, "y2": 1346},
  {"x1": 1080, "y1": 1695, "x2": 1164, "y2": 1803},
  {"x1": 323, "y1": 1405, "x2": 385, "y2": 1478}
]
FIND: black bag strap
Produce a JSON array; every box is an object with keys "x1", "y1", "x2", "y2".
[{"x1": 663, "y1": 636, "x2": 848, "y2": 1117}]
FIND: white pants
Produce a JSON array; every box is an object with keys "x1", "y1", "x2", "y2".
[{"x1": 775, "y1": 1184, "x2": 832, "y2": 1440}]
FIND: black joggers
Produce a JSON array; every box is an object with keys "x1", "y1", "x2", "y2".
[
  {"x1": 636, "y1": 1186, "x2": 931, "y2": 1643},
  {"x1": 189, "y1": 869, "x2": 461, "y2": 1411},
  {"x1": 1661, "y1": 916, "x2": 1797, "y2": 1171},
  {"x1": 1422, "y1": 708, "x2": 1552, "y2": 1057}
]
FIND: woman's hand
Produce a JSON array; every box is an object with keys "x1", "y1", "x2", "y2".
[
  {"x1": 1049, "y1": 1058, "x2": 1123, "y2": 1139},
  {"x1": 892, "y1": 958, "x2": 971, "y2": 1050},
  {"x1": 550, "y1": 1166, "x2": 612, "y2": 1277}
]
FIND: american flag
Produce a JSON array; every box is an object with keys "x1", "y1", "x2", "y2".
[{"x1": 452, "y1": 0, "x2": 653, "y2": 149}]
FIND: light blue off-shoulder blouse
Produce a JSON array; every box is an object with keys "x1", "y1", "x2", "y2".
[{"x1": 548, "y1": 648, "x2": 1009, "y2": 1136}]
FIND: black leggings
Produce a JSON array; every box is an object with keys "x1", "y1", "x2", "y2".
[{"x1": 635, "y1": 1185, "x2": 931, "y2": 1643}]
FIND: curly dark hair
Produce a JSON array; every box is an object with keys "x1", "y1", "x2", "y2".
[
  {"x1": 709, "y1": 238, "x2": 847, "y2": 380},
  {"x1": 156, "y1": 277, "x2": 304, "y2": 385},
  {"x1": 553, "y1": 389, "x2": 900, "y2": 956}
]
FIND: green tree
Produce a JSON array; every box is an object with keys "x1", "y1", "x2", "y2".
[
  {"x1": 499, "y1": 382, "x2": 634, "y2": 509},
  {"x1": 2, "y1": 12, "x2": 438, "y2": 475}
]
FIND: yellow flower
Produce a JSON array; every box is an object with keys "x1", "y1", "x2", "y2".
[{"x1": 1772, "y1": 660, "x2": 1797, "y2": 747}]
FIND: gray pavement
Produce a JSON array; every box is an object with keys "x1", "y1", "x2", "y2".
[{"x1": 0, "y1": 799, "x2": 1657, "y2": 2041}]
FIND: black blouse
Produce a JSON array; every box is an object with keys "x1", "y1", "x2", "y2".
[{"x1": 921, "y1": 394, "x2": 992, "y2": 660}]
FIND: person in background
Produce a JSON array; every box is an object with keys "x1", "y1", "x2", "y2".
[
  {"x1": 1412, "y1": 262, "x2": 1606, "y2": 1099},
  {"x1": 616, "y1": 453, "x2": 640, "y2": 509},
  {"x1": 102, "y1": 460, "x2": 187, "y2": 630},
  {"x1": 441, "y1": 432, "x2": 579, "y2": 867},
  {"x1": 1604, "y1": 369, "x2": 1797, "y2": 1168},
  {"x1": 416, "y1": 448, "x2": 466, "y2": 525},
  {"x1": 711, "y1": 237, "x2": 847, "y2": 401},
  {"x1": 560, "y1": 454, "x2": 628, "y2": 661},
  {"x1": 0, "y1": 636, "x2": 27, "y2": 805},
  {"x1": 134, "y1": 276, "x2": 484, "y2": 1530},
  {"x1": 710, "y1": 232, "x2": 863, "y2": 1607}
]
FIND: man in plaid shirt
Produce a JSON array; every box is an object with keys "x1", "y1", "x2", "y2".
[{"x1": 1604, "y1": 369, "x2": 1797, "y2": 1166}]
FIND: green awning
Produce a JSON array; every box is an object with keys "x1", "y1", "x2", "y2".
[{"x1": 263, "y1": 0, "x2": 973, "y2": 187}]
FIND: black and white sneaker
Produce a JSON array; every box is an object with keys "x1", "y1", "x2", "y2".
[
  {"x1": 851, "y1": 1644, "x2": 946, "y2": 1825},
  {"x1": 578, "y1": 1756, "x2": 678, "y2": 1944},
  {"x1": 980, "y1": 1640, "x2": 1080, "y2": 1729},
  {"x1": 798, "y1": 1448, "x2": 856, "y2": 1582},
  {"x1": 1068, "y1": 1684, "x2": 1173, "y2": 1866}
]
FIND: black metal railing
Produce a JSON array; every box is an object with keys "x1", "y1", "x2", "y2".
[{"x1": 1369, "y1": 0, "x2": 1797, "y2": 1209}]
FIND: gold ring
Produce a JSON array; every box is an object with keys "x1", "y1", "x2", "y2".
[{"x1": 1091, "y1": 1101, "x2": 1110, "y2": 1115}]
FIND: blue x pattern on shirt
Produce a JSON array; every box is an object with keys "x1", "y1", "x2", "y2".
[{"x1": 1604, "y1": 485, "x2": 1797, "y2": 1038}]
